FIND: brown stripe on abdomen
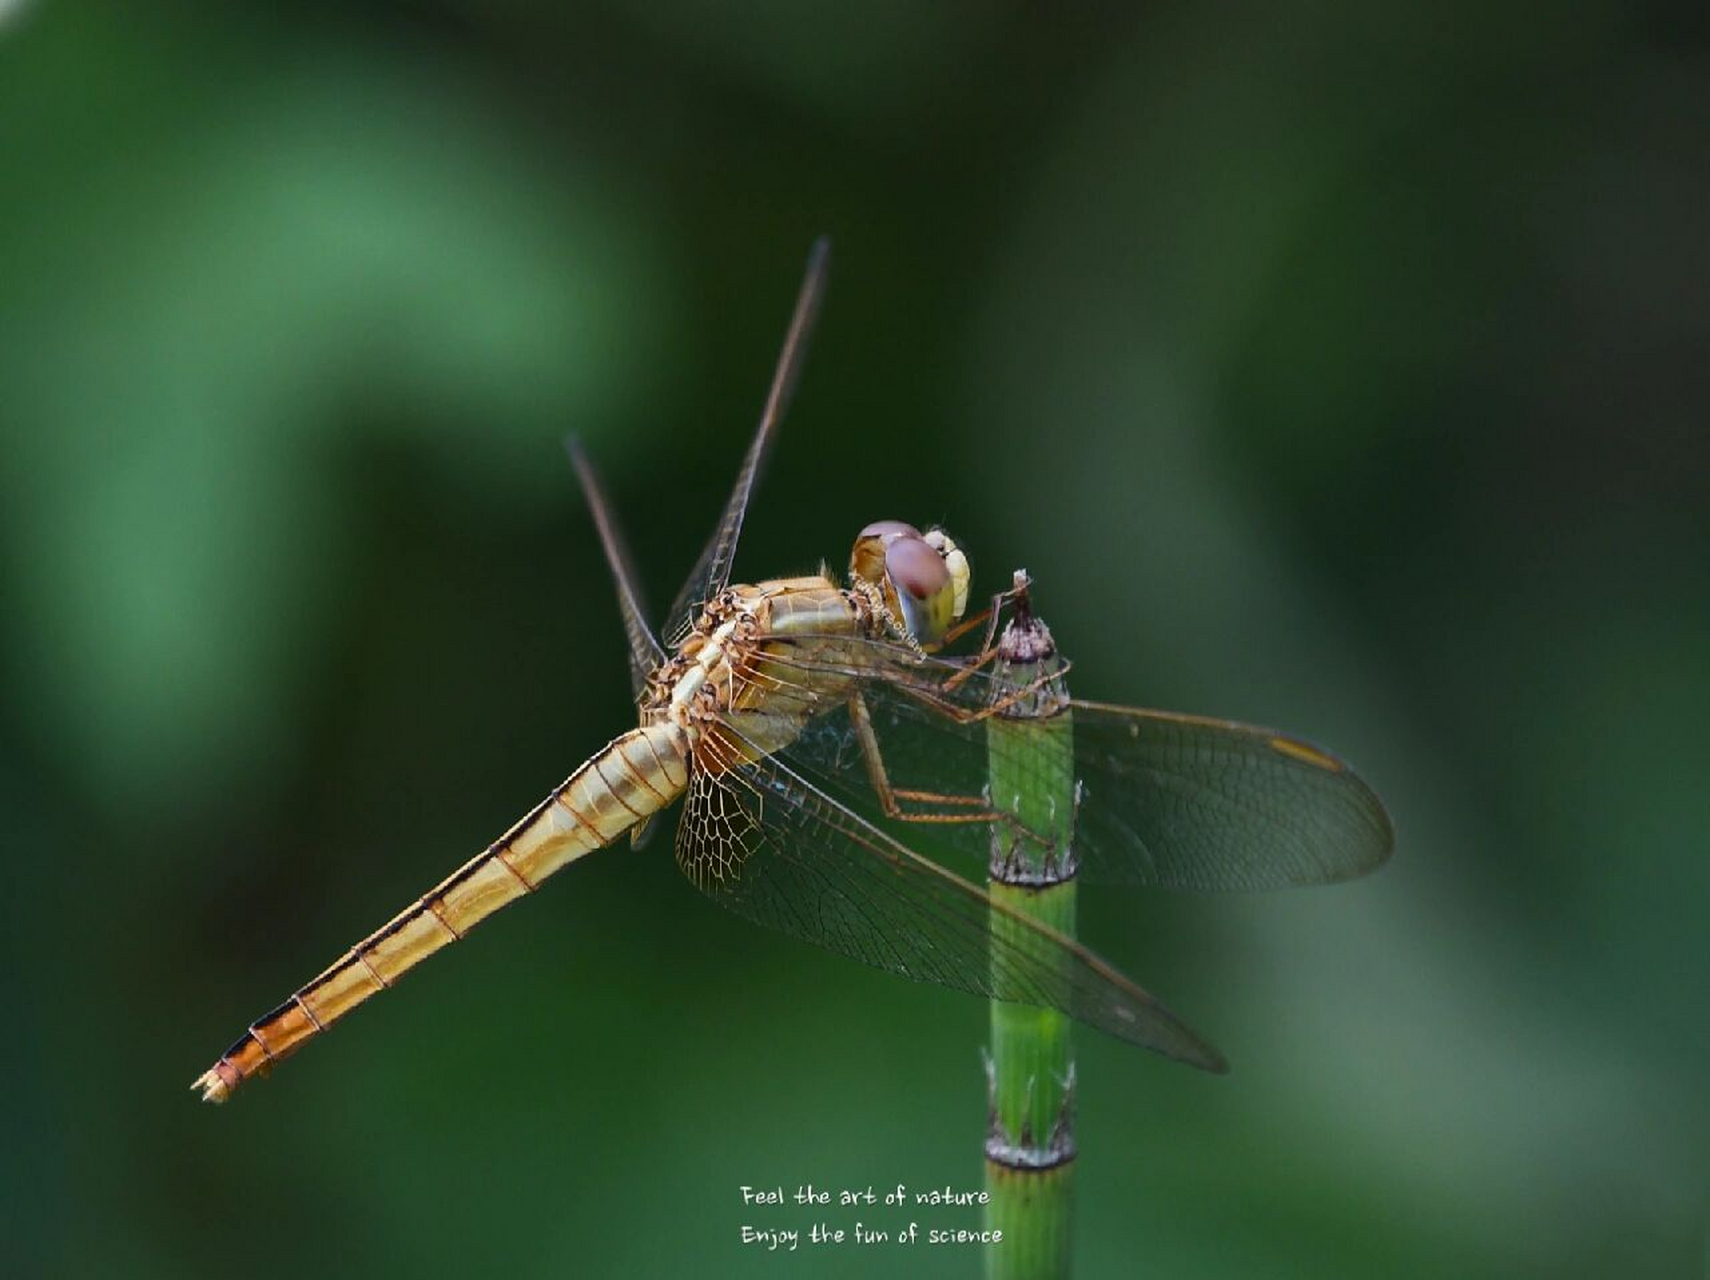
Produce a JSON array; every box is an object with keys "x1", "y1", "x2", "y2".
[{"x1": 192, "y1": 722, "x2": 692, "y2": 1104}]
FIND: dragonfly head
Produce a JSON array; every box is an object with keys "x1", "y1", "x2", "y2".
[{"x1": 849, "y1": 520, "x2": 971, "y2": 647}]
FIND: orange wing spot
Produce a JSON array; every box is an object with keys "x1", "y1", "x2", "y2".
[{"x1": 1268, "y1": 735, "x2": 1342, "y2": 771}]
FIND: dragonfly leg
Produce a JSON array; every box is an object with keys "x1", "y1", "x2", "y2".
[
  {"x1": 847, "y1": 693, "x2": 1051, "y2": 851},
  {"x1": 939, "y1": 641, "x2": 1002, "y2": 695},
  {"x1": 934, "y1": 587, "x2": 1008, "y2": 651},
  {"x1": 896, "y1": 662, "x2": 1071, "y2": 726},
  {"x1": 937, "y1": 586, "x2": 1050, "y2": 696},
  {"x1": 932, "y1": 585, "x2": 1018, "y2": 668}
]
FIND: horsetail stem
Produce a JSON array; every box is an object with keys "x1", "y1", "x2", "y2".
[{"x1": 984, "y1": 573, "x2": 1076, "y2": 1279}]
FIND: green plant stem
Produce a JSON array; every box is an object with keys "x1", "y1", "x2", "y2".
[{"x1": 984, "y1": 576, "x2": 1076, "y2": 1280}]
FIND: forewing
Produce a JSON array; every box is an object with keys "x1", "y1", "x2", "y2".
[
  {"x1": 662, "y1": 238, "x2": 831, "y2": 646},
  {"x1": 565, "y1": 435, "x2": 664, "y2": 701},
  {"x1": 674, "y1": 749, "x2": 1226, "y2": 1070},
  {"x1": 753, "y1": 635, "x2": 1395, "y2": 891}
]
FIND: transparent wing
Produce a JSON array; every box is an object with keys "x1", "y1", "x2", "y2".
[
  {"x1": 662, "y1": 238, "x2": 830, "y2": 647},
  {"x1": 565, "y1": 435, "x2": 664, "y2": 701},
  {"x1": 1055, "y1": 698, "x2": 1394, "y2": 890},
  {"x1": 675, "y1": 745, "x2": 1226, "y2": 1070},
  {"x1": 752, "y1": 634, "x2": 1395, "y2": 891}
]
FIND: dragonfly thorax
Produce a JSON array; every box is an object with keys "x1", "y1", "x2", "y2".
[{"x1": 638, "y1": 575, "x2": 887, "y2": 776}]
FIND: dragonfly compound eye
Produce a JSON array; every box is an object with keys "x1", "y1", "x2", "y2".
[
  {"x1": 884, "y1": 534, "x2": 956, "y2": 645},
  {"x1": 849, "y1": 520, "x2": 922, "y2": 590}
]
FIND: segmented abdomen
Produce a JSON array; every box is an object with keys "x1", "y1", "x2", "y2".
[{"x1": 193, "y1": 722, "x2": 690, "y2": 1102}]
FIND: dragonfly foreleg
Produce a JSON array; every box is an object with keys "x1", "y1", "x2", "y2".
[
  {"x1": 933, "y1": 585, "x2": 1018, "y2": 676},
  {"x1": 895, "y1": 661, "x2": 1072, "y2": 726},
  {"x1": 935, "y1": 585, "x2": 1052, "y2": 697}
]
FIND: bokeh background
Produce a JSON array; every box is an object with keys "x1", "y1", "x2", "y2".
[{"x1": 4, "y1": 3, "x2": 1706, "y2": 1276}]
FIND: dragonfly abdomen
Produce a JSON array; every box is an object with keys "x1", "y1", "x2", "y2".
[{"x1": 193, "y1": 723, "x2": 690, "y2": 1103}]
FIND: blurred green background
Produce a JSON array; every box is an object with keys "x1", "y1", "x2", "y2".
[{"x1": 4, "y1": 2, "x2": 1706, "y2": 1276}]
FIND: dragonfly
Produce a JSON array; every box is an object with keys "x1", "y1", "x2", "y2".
[{"x1": 193, "y1": 238, "x2": 1393, "y2": 1103}]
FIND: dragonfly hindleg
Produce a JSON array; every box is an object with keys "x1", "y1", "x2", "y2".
[{"x1": 847, "y1": 693, "x2": 1052, "y2": 852}]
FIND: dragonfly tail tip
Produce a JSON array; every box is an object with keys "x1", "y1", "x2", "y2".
[{"x1": 191, "y1": 1064, "x2": 236, "y2": 1105}]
